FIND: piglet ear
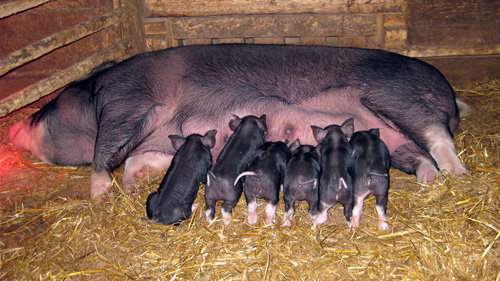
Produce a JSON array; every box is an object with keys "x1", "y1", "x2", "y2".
[
  {"x1": 311, "y1": 125, "x2": 327, "y2": 143},
  {"x1": 201, "y1": 130, "x2": 217, "y2": 149},
  {"x1": 341, "y1": 118, "x2": 354, "y2": 139},
  {"x1": 229, "y1": 115, "x2": 241, "y2": 131},
  {"x1": 369, "y1": 128, "x2": 380, "y2": 137},
  {"x1": 258, "y1": 114, "x2": 268, "y2": 135},
  {"x1": 288, "y1": 139, "x2": 301, "y2": 152},
  {"x1": 168, "y1": 135, "x2": 186, "y2": 151}
]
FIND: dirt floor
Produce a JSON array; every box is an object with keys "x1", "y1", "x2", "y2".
[{"x1": 0, "y1": 80, "x2": 499, "y2": 280}]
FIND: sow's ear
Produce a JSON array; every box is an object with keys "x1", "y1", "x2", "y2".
[
  {"x1": 341, "y1": 118, "x2": 354, "y2": 139},
  {"x1": 146, "y1": 192, "x2": 160, "y2": 219},
  {"x1": 229, "y1": 115, "x2": 242, "y2": 131},
  {"x1": 311, "y1": 125, "x2": 327, "y2": 143},
  {"x1": 201, "y1": 129, "x2": 217, "y2": 149},
  {"x1": 369, "y1": 128, "x2": 380, "y2": 137},
  {"x1": 288, "y1": 139, "x2": 301, "y2": 152},
  {"x1": 168, "y1": 135, "x2": 186, "y2": 151},
  {"x1": 258, "y1": 114, "x2": 268, "y2": 135}
]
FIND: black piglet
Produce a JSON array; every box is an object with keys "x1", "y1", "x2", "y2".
[{"x1": 146, "y1": 130, "x2": 217, "y2": 225}]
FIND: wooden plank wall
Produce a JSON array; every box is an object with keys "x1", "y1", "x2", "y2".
[
  {"x1": 143, "y1": 0, "x2": 500, "y2": 84},
  {"x1": 143, "y1": 0, "x2": 408, "y2": 51},
  {"x1": 0, "y1": 0, "x2": 143, "y2": 117}
]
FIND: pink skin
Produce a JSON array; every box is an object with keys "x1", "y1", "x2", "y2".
[{"x1": 9, "y1": 119, "x2": 50, "y2": 164}]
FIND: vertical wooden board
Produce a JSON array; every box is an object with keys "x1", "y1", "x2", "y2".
[{"x1": 171, "y1": 14, "x2": 342, "y2": 39}]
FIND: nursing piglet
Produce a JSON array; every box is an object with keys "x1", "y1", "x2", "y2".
[
  {"x1": 146, "y1": 130, "x2": 217, "y2": 225},
  {"x1": 349, "y1": 128, "x2": 391, "y2": 231},
  {"x1": 311, "y1": 118, "x2": 354, "y2": 230},
  {"x1": 205, "y1": 115, "x2": 267, "y2": 225},
  {"x1": 234, "y1": 141, "x2": 291, "y2": 225},
  {"x1": 282, "y1": 140, "x2": 321, "y2": 227}
]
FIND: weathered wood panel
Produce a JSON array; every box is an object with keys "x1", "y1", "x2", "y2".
[
  {"x1": 0, "y1": 7, "x2": 131, "y2": 76},
  {"x1": 146, "y1": 0, "x2": 406, "y2": 17},
  {"x1": 171, "y1": 14, "x2": 343, "y2": 39},
  {"x1": 0, "y1": 0, "x2": 143, "y2": 117},
  {"x1": 409, "y1": 0, "x2": 500, "y2": 47},
  {"x1": 0, "y1": 0, "x2": 51, "y2": 19}
]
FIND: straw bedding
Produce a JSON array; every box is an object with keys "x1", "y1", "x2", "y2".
[{"x1": 0, "y1": 80, "x2": 499, "y2": 280}]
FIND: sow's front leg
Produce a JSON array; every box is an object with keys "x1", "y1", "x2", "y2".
[{"x1": 90, "y1": 88, "x2": 168, "y2": 203}]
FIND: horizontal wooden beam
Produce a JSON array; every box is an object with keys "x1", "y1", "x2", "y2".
[
  {"x1": 145, "y1": 0, "x2": 406, "y2": 17},
  {"x1": 0, "y1": 6, "x2": 131, "y2": 77},
  {"x1": 401, "y1": 44, "x2": 500, "y2": 58},
  {"x1": 0, "y1": 0, "x2": 51, "y2": 19},
  {"x1": 0, "y1": 39, "x2": 135, "y2": 117}
]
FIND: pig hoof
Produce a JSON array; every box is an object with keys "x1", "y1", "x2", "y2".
[
  {"x1": 416, "y1": 163, "x2": 438, "y2": 184},
  {"x1": 282, "y1": 219, "x2": 291, "y2": 227},
  {"x1": 248, "y1": 217, "x2": 257, "y2": 225},
  {"x1": 378, "y1": 221, "x2": 390, "y2": 231},
  {"x1": 91, "y1": 193, "x2": 104, "y2": 205}
]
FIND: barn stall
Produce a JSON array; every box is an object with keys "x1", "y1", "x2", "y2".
[{"x1": 0, "y1": 0, "x2": 499, "y2": 279}]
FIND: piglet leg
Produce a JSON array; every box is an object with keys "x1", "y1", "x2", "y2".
[
  {"x1": 282, "y1": 200, "x2": 295, "y2": 227},
  {"x1": 265, "y1": 202, "x2": 277, "y2": 225},
  {"x1": 247, "y1": 200, "x2": 258, "y2": 225},
  {"x1": 221, "y1": 200, "x2": 238, "y2": 225}
]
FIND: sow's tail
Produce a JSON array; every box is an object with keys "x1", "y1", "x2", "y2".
[{"x1": 234, "y1": 171, "x2": 259, "y2": 186}]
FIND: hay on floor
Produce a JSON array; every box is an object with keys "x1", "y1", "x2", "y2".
[{"x1": 0, "y1": 80, "x2": 499, "y2": 280}]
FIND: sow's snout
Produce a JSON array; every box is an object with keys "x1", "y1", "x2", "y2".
[{"x1": 9, "y1": 119, "x2": 31, "y2": 152}]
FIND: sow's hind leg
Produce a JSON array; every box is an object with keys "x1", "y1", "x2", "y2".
[{"x1": 361, "y1": 75, "x2": 467, "y2": 182}]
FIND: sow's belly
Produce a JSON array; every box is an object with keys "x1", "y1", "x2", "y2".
[{"x1": 180, "y1": 94, "x2": 411, "y2": 161}]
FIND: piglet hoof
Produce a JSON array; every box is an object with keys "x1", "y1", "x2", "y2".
[
  {"x1": 221, "y1": 210, "x2": 232, "y2": 226},
  {"x1": 282, "y1": 219, "x2": 291, "y2": 227},
  {"x1": 205, "y1": 210, "x2": 215, "y2": 224},
  {"x1": 265, "y1": 216, "x2": 275, "y2": 226},
  {"x1": 378, "y1": 221, "x2": 390, "y2": 232},
  {"x1": 192, "y1": 203, "x2": 199, "y2": 213},
  {"x1": 248, "y1": 215, "x2": 257, "y2": 225}
]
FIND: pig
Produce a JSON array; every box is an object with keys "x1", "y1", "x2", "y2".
[
  {"x1": 349, "y1": 128, "x2": 391, "y2": 231},
  {"x1": 205, "y1": 114, "x2": 267, "y2": 225},
  {"x1": 8, "y1": 44, "x2": 468, "y2": 204},
  {"x1": 146, "y1": 130, "x2": 217, "y2": 225},
  {"x1": 282, "y1": 140, "x2": 321, "y2": 227},
  {"x1": 311, "y1": 118, "x2": 355, "y2": 230},
  {"x1": 233, "y1": 141, "x2": 291, "y2": 225}
]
